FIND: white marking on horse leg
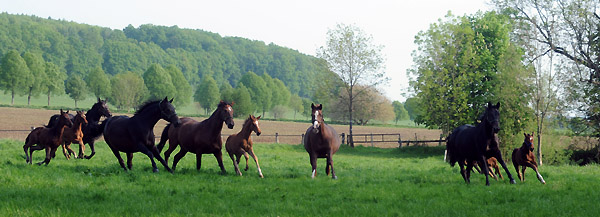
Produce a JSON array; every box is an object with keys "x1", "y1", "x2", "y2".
[
  {"x1": 311, "y1": 169, "x2": 316, "y2": 179},
  {"x1": 258, "y1": 168, "x2": 263, "y2": 178},
  {"x1": 444, "y1": 149, "x2": 447, "y2": 162},
  {"x1": 537, "y1": 172, "x2": 546, "y2": 184}
]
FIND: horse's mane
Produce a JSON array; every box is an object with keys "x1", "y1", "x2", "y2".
[
  {"x1": 135, "y1": 100, "x2": 161, "y2": 115},
  {"x1": 218, "y1": 101, "x2": 232, "y2": 108},
  {"x1": 243, "y1": 116, "x2": 253, "y2": 127}
]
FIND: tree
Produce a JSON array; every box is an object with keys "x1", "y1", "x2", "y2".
[
  {"x1": 43, "y1": 62, "x2": 67, "y2": 106},
  {"x1": 22, "y1": 52, "x2": 46, "y2": 106},
  {"x1": 288, "y1": 94, "x2": 304, "y2": 119},
  {"x1": 404, "y1": 97, "x2": 422, "y2": 122},
  {"x1": 301, "y1": 97, "x2": 312, "y2": 120},
  {"x1": 220, "y1": 82, "x2": 235, "y2": 104},
  {"x1": 330, "y1": 85, "x2": 393, "y2": 125},
  {"x1": 317, "y1": 23, "x2": 387, "y2": 147},
  {"x1": 0, "y1": 50, "x2": 31, "y2": 105},
  {"x1": 240, "y1": 71, "x2": 270, "y2": 116},
  {"x1": 143, "y1": 63, "x2": 176, "y2": 101},
  {"x1": 86, "y1": 66, "x2": 111, "y2": 99},
  {"x1": 392, "y1": 101, "x2": 409, "y2": 124},
  {"x1": 110, "y1": 71, "x2": 148, "y2": 110},
  {"x1": 232, "y1": 83, "x2": 253, "y2": 118},
  {"x1": 165, "y1": 64, "x2": 192, "y2": 107},
  {"x1": 195, "y1": 76, "x2": 220, "y2": 115},
  {"x1": 65, "y1": 74, "x2": 88, "y2": 107}
]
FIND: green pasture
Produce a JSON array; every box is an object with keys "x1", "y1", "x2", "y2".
[{"x1": 1, "y1": 139, "x2": 599, "y2": 217}]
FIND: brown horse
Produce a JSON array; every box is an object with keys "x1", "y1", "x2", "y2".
[
  {"x1": 304, "y1": 103, "x2": 340, "y2": 179},
  {"x1": 512, "y1": 132, "x2": 546, "y2": 184},
  {"x1": 61, "y1": 111, "x2": 88, "y2": 160},
  {"x1": 474, "y1": 157, "x2": 504, "y2": 180},
  {"x1": 225, "y1": 115, "x2": 263, "y2": 177},
  {"x1": 157, "y1": 101, "x2": 234, "y2": 174},
  {"x1": 24, "y1": 109, "x2": 73, "y2": 165}
]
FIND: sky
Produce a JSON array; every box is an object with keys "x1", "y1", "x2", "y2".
[{"x1": 1, "y1": 0, "x2": 491, "y2": 102}]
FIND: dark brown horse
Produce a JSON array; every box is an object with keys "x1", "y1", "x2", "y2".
[
  {"x1": 61, "y1": 111, "x2": 88, "y2": 159},
  {"x1": 24, "y1": 109, "x2": 73, "y2": 165},
  {"x1": 225, "y1": 115, "x2": 263, "y2": 177},
  {"x1": 512, "y1": 132, "x2": 546, "y2": 184},
  {"x1": 446, "y1": 102, "x2": 515, "y2": 185},
  {"x1": 103, "y1": 97, "x2": 181, "y2": 173},
  {"x1": 304, "y1": 103, "x2": 340, "y2": 179},
  {"x1": 157, "y1": 101, "x2": 234, "y2": 174},
  {"x1": 46, "y1": 98, "x2": 111, "y2": 159}
]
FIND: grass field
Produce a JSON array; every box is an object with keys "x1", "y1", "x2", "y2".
[{"x1": 1, "y1": 139, "x2": 599, "y2": 216}]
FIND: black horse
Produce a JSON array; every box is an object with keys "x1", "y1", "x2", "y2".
[
  {"x1": 103, "y1": 97, "x2": 181, "y2": 173},
  {"x1": 46, "y1": 98, "x2": 112, "y2": 159},
  {"x1": 446, "y1": 102, "x2": 516, "y2": 185}
]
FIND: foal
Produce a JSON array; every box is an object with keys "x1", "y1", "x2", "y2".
[
  {"x1": 512, "y1": 132, "x2": 546, "y2": 184},
  {"x1": 61, "y1": 111, "x2": 88, "y2": 159},
  {"x1": 24, "y1": 109, "x2": 73, "y2": 165},
  {"x1": 225, "y1": 115, "x2": 263, "y2": 178}
]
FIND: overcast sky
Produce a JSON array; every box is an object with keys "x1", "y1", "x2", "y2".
[{"x1": 1, "y1": 0, "x2": 491, "y2": 102}]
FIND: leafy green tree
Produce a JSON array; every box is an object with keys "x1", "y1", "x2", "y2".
[
  {"x1": 0, "y1": 50, "x2": 31, "y2": 105},
  {"x1": 273, "y1": 78, "x2": 291, "y2": 106},
  {"x1": 220, "y1": 82, "x2": 235, "y2": 104},
  {"x1": 232, "y1": 83, "x2": 253, "y2": 118},
  {"x1": 65, "y1": 74, "x2": 88, "y2": 107},
  {"x1": 43, "y1": 62, "x2": 67, "y2": 106},
  {"x1": 288, "y1": 94, "x2": 304, "y2": 119},
  {"x1": 240, "y1": 71, "x2": 270, "y2": 116},
  {"x1": 392, "y1": 101, "x2": 409, "y2": 124},
  {"x1": 195, "y1": 76, "x2": 220, "y2": 115},
  {"x1": 301, "y1": 97, "x2": 312, "y2": 120},
  {"x1": 143, "y1": 64, "x2": 176, "y2": 101},
  {"x1": 403, "y1": 97, "x2": 421, "y2": 122},
  {"x1": 86, "y1": 66, "x2": 111, "y2": 99},
  {"x1": 317, "y1": 23, "x2": 387, "y2": 147},
  {"x1": 165, "y1": 64, "x2": 192, "y2": 107},
  {"x1": 110, "y1": 71, "x2": 148, "y2": 110},
  {"x1": 22, "y1": 52, "x2": 47, "y2": 106}
]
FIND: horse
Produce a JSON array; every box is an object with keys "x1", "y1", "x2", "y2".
[
  {"x1": 225, "y1": 115, "x2": 263, "y2": 177},
  {"x1": 103, "y1": 97, "x2": 181, "y2": 173},
  {"x1": 60, "y1": 111, "x2": 88, "y2": 160},
  {"x1": 24, "y1": 109, "x2": 73, "y2": 165},
  {"x1": 446, "y1": 102, "x2": 516, "y2": 185},
  {"x1": 303, "y1": 103, "x2": 340, "y2": 179},
  {"x1": 46, "y1": 98, "x2": 112, "y2": 159},
  {"x1": 512, "y1": 132, "x2": 546, "y2": 184},
  {"x1": 473, "y1": 157, "x2": 503, "y2": 180},
  {"x1": 157, "y1": 101, "x2": 234, "y2": 174}
]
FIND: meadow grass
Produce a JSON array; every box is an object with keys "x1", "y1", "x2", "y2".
[{"x1": 1, "y1": 139, "x2": 599, "y2": 217}]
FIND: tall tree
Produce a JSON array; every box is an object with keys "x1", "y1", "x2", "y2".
[
  {"x1": 143, "y1": 63, "x2": 176, "y2": 101},
  {"x1": 232, "y1": 83, "x2": 253, "y2": 118},
  {"x1": 239, "y1": 71, "x2": 270, "y2": 116},
  {"x1": 86, "y1": 66, "x2": 111, "y2": 99},
  {"x1": 330, "y1": 85, "x2": 393, "y2": 125},
  {"x1": 22, "y1": 52, "x2": 46, "y2": 106},
  {"x1": 165, "y1": 64, "x2": 192, "y2": 107},
  {"x1": 392, "y1": 101, "x2": 409, "y2": 124},
  {"x1": 0, "y1": 50, "x2": 31, "y2": 105},
  {"x1": 219, "y1": 82, "x2": 235, "y2": 104},
  {"x1": 43, "y1": 62, "x2": 67, "y2": 106},
  {"x1": 403, "y1": 97, "x2": 422, "y2": 122},
  {"x1": 65, "y1": 74, "x2": 88, "y2": 107},
  {"x1": 195, "y1": 76, "x2": 220, "y2": 115},
  {"x1": 288, "y1": 94, "x2": 304, "y2": 120},
  {"x1": 318, "y1": 23, "x2": 387, "y2": 147},
  {"x1": 110, "y1": 71, "x2": 147, "y2": 110}
]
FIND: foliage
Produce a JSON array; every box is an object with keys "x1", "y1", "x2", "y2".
[
  {"x1": 64, "y1": 74, "x2": 88, "y2": 107},
  {"x1": 232, "y1": 83, "x2": 253, "y2": 117},
  {"x1": 271, "y1": 105, "x2": 289, "y2": 120},
  {"x1": 219, "y1": 82, "x2": 235, "y2": 104},
  {"x1": 85, "y1": 66, "x2": 111, "y2": 99},
  {"x1": 330, "y1": 85, "x2": 394, "y2": 125},
  {"x1": 43, "y1": 62, "x2": 67, "y2": 106},
  {"x1": 239, "y1": 71, "x2": 269, "y2": 115},
  {"x1": 165, "y1": 64, "x2": 192, "y2": 107},
  {"x1": 110, "y1": 71, "x2": 147, "y2": 110},
  {"x1": 22, "y1": 51, "x2": 46, "y2": 105},
  {"x1": 288, "y1": 94, "x2": 304, "y2": 119},
  {"x1": 143, "y1": 63, "x2": 176, "y2": 101},
  {"x1": 0, "y1": 50, "x2": 30, "y2": 104},
  {"x1": 403, "y1": 97, "x2": 422, "y2": 122},
  {"x1": 195, "y1": 76, "x2": 221, "y2": 115},
  {"x1": 392, "y1": 101, "x2": 409, "y2": 124}
]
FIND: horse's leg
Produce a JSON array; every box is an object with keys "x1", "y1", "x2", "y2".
[
  {"x1": 327, "y1": 151, "x2": 337, "y2": 180},
  {"x1": 62, "y1": 142, "x2": 70, "y2": 160},
  {"x1": 496, "y1": 154, "x2": 516, "y2": 184},
  {"x1": 108, "y1": 146, "x2": 128, "y2": 171},
  {"x1": 480, "y1": 155, "x2": 490, "y2": 186},
  {"x1": 150, "y1": 145, "x2": 173, "y2": 173},
  {"x1": 525, "y1": 162, "x2": 546, "y2": 184},
  {"x1": 135, "y1": 143, "x2": 159, "y2": 173},
  {"x1": 77, "y1": 140, "x2": 85, "y2": 159},
  {"x1": 66, "y1": 142, "x2": 77, "y2": 159},
  {"x1": 28, "y1": 144, "x2": 45, "y2": 165},
  {"x1": 23, "y1": 141, "x2": 32, "y2": 164},
  {"x1": 230, "y1": 152, "x2": 242, "y2": 176},
  {"x1": 465, "y1": 161, "x2": 474, "y2": 184},
  {"x1": 458, "y1": 160, "x2": 467, "y2": 183},
  {"x1": 214, "y1": 151, "x2": 227, "y2": 174},
  {"x1": 521, "y1": 166, "x2": 527, "y2": 182},
  {"x1": 309, "y1": 153, "x2": 317, "y2": 179},
  {"x1": 243, "y1": 152, "x2": 249, "y2": 171},
  {"x1": 171, "y1": 149, "x2": 188, "y2": 171},
  {"x1": 84, "y1": 141, "x2": 96, "y2": 159},
  {"x1": 37, "y1": 146, "x2": 52, "y2": 166},
  {"x1": 248, "y1": 148, "x2": 263, "y2": 178},
  {"x1": 163, "y1": 142, "x2": 177, "y2": 164},
  {"x1": 496, "y1": 165, "x2": 504, "y2": 180},
  {"x1": 126, "y1": 153, "x2": 134, "y2": 170}
]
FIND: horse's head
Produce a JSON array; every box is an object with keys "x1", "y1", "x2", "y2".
[
  {"x1": 311, "y1": 103, "x2": 324, "y2": 134},
  {"x1": 159, "y1": 97, "x2": 181, "y2": 127},
  {"x1": 523, "y1": 132, "x2": 534, "y2": 152},
  {"x1": 218, "y1": 100, "x2": 235, "y2": 129},
  {"x1": 59, "y1": 109, "x2": 73, "y2": 128},
  {"x1": 94, "y1": 98, "x2": 112, "y2": 118},
  {"x1": 483, "y1": 102, "x2": 500, "y2": 134},
  {"x1": 249, "y1": 115, "x2": 261, "y2": 136},
  {"x1": 75, "y1": 110, "x2": 88, "y2": 126}
]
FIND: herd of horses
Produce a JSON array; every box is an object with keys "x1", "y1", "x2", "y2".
[{"x1": 22, "y1": 98, "x2": 544, "y2": 185}]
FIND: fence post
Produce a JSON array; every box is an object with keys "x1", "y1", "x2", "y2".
[
  {"x1": 398, "y1": 134, "x2": 402, "y2": 148},
  {"x1": 370, "y1": 133, "x2": 374, "y2": 147},
  {"x1": 275, "y1": 132, "x2": 279, "y2": 144},
  {"x1": 341, "y1": 133, "x2": 345, "y2": 145},
  {"x1": 301, "y1": 133, "x2": 304, "y2": 145}
]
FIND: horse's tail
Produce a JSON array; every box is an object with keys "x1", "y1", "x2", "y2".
[
  {"x1": 157, "y1": 123, "x2": 171, "y2": 152},
  {"x1": 446, "y1": 132, "x2": 457, "y2": 167}
]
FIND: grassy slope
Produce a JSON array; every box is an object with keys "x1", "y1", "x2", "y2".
[{"x1": 1, "y1": 139, "x2": 599, "y2": 217}]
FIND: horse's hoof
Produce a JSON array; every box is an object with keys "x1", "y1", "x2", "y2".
[
  {"x1": 259, "y1": 174, "x2": 264, "y2": 178},
  {"x1": 152, "y1": 168, "x2": 159, "y2": 173},
  {"x1": 510, "y1": 179, "x2": 516, "y2": 184},
  {"x1": 332, "y1": 175, "x2": 338, "y2": 180}
]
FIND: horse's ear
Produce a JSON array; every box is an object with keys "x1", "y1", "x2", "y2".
[
  {"x1": 169, "y1": 98, "x2": 174, "y2": 103},
  {"x1": 317, "y1": 104, "x2": 323, "y2": 110},
  {"x1": 531, "y1": 131, "x2": 534, "y2": 137},
  {"x1": 231, "y1": 101, "x2": 235, "y2": 106},
  {"x1": 257, "y1": 115, "x2": 261, "y2": 120},
  {"x1": 163, "y1": 96, "x2": 168, "y2": 102},
  {"x1": 60, "y1": 109, "x2": 64, "y2": 114},
  {"x1": 496, "y1": 102, "x2": 500, "y2": 108},
  {"x1": 524, "y1": 133, "x2": 527, "y2": 137},
  {"x1": 311, "y1": 103, "x2": 315, "y2": 109},
  {"x1": 97, "y1": 97, "x2": 101, "y2": 102},
  {"x1": 487, "y1": 102, "x2": 493, "y2": 108}
]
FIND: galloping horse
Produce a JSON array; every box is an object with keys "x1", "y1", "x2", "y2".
[
  {"x1": 304, "y1": 103, "x2": 340, "y2": 179},
  {"x1": 446, "y1": 102, "x2": 515, "y2": 185},
  {"x1": 512, "y1": 132, "x2": 546, "y2": 184},
  {"x1": 103, "y1": 97, "x2": 180, "y2": 173},
  {"x1": 46, "y1": 98, "x2": 111, "y2": 159},
  {"x1": 225, "y1": 115, "x2": 263, "y2": 177},
  {"x1": 61, "y1": 111, "x2": 88, "y2": 160},
  {"x1": 157, "y1": 101, "x2": 234, "y2": 174},
  {"x1": 24, "y1": 109, "x2": 73, "y2": 165}
]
